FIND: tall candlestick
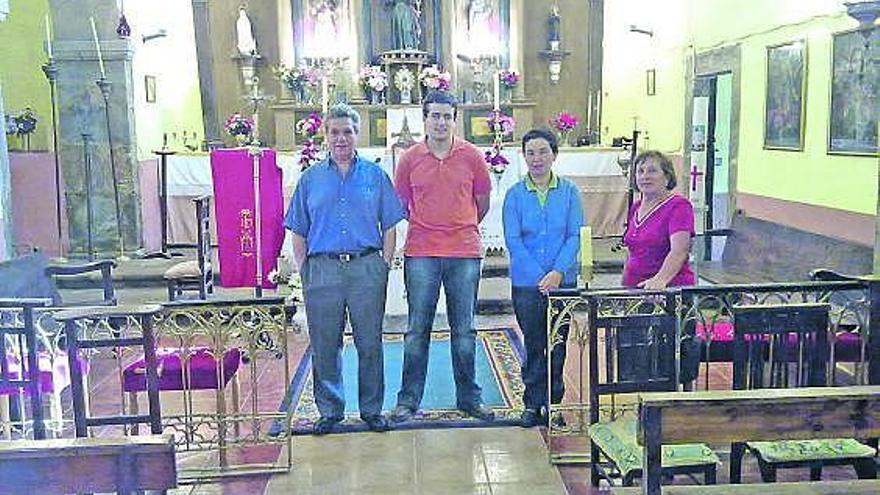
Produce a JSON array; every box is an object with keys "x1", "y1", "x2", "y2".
[
  {"x1": 45, "y1": 14, "x2": 53, "y2": 59},
  {"x1": 321, "y1": 76, "x2": 329, "y2": 115},
  {"x1": 89, "y1": 17, "x2": 106, "y2": 79},
  {"x1": 586, "y1": 91, "x2": 593, "y2": 131},
  {"x1": 493, "y1": 71, "x2": 500, "y2": 111}
]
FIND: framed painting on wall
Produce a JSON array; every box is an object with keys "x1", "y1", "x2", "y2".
[
  {"x1": 828, "y1": 27, "x2": 879, "y2": 156},
  {"x1": 764, "y1": 40, "x2": 806, "y2": 150}
]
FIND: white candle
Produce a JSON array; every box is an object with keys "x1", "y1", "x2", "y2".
[
  {"x1": 321, "y1": 76, "x2": 329, "y2": 115},
  {"x1": 89, "y1": 17, "x2": 106, "y2": 79},
  {"x1": 493, "y1": 71, "x2": 500, "y2": 111},
  {"x1": 586, "y1": 91, "x2": 593, "y2": 131},
  {"x1": 45, "y1": 14, "x2": 53, "y2": 59}
]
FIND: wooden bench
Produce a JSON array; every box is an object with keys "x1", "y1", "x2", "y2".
[
  {"x1": 0, "y1": 434, "x2": 177, "y2": 494},
  {"x1": 612, "y1": 479, "x2": 880, "y2": 494},
  {"x1": 632, "y1": 386, "x2": 880, "y2": 495},
  {"x1": 697, "y1": 213, "x2": 872, "y2": 284}
]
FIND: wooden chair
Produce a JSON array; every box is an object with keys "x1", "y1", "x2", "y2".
[
  {"x1": 165, "y1": 195, "x2": 214, "y2": 301},
  {"x1": 587, "y1": 292, "x2": 719, "y2": 487},
  {"x1": 729, "y1": 303, "x2": 877, "y2": 483},
  {"x1": 0, "y1": 299, "x2": 52, "y2": 440}
]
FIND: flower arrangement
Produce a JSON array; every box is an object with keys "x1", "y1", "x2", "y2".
[
  {"x1": 5, "y1": 108, "x2": 38, "y2": 136},
  {"x1": 498, "y1": 69, "x2": 521, "y2": 89},
  {"x1": 486, "y1": 110, "x2": 515, "y2": 137},
  {"x1": 484, "y1": 110, "x2": 515, "y2": 176},
  {"x1": 394, "y1": 67, "x2": 415, "y2": 92},
  {"x1": 224, "y1": 113, "x2": 254, "y2": 137},
  {"x1": 418, "y1": 65, "x2": 451, "y2": 91},
  {"x1": 296, "y1": 112, "x2": 323, "y2": 170},
  {"x1": 549, "y1": 111, "x2": 580, "y2": 133},
  {"x1": 358, "y1": 65, "x2": 388, "y2": 93},
  {"x1": 275, "y1": 65, "x2": 306, "y2": 91}
]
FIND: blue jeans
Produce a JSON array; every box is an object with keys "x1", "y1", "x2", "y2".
[
  {"x1": 302, "y1": 252, "x2": 389, "y2": 419},
  {"x1": 396, "y1": 256, "x2": 483, "y2": 410}
]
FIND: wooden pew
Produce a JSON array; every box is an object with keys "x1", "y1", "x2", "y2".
[
  {"x1": 0, "y1": 434, "x2": 176, "y2": 494},
  {"x1": 622, "y1": 386, "x2": 880, "y2": 495}
]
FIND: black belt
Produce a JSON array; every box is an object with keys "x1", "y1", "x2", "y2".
[{"x1": 310, "y1": 247, "x2": 379, "y2": 262}]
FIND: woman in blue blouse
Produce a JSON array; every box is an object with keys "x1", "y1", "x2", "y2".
[{"x1": 502, "y1": 128, "x2": 584, "y2": 427}]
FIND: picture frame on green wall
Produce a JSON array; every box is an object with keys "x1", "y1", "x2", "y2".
[
  {"x1": 828, "y1": 27, "x2": 878, "y2": 156},
  {"x1": 764, "y1": 40, "x2": 806, "y2": 151}
]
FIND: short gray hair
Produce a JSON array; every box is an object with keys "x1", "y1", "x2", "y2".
[{"x1": 326, "y1": 103, "x2": 361, "y2": 132}]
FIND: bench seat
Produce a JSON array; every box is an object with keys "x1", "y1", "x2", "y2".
[
  {"x1": 611, "y1": 479, "x2": 880, "y2": 494},
  {"x1": 747, "y1": 439, "x2": 875, "y2": 463},
  {"x1": 588, "y1": 418, "x2": 720, "y2": 479}
]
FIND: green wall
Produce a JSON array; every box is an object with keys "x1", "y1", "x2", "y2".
[
  {"x1": 602, "y1": 0, "x2": 877, "y2": 215},
  {"x1": 129, "y1": 0, "x2": 204, "y2": 160},
  {"x1": 0, "y1": 0, "x2": 51, "y2": 151}
]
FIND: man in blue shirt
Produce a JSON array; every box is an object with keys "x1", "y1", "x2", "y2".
[{"x1": 285, "y1": 103, "x2": 405, "y2": 434}]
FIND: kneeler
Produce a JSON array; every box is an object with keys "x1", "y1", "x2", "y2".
[{"x1": 123, "y1": 347, "x2": 242, "y2": 435}]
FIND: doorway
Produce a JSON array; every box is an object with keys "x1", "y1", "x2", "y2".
[{"x1": 693, "y1": 72, "x2": 733, "y2": 261}]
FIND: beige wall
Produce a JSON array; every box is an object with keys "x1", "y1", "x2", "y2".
[{"x1": 521, "y1": 0, "x2": 591, "y2": 133}]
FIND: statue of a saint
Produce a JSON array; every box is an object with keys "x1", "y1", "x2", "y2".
[
  {"x1": 236, "y1": 5, "x2": 257, "y2": 56},
  {"x1": 547, "y1": 5, "x2": 561, "y2": 49},
  {"x1": 388, "y1": 0, "x2": 421, "y2": 50}
]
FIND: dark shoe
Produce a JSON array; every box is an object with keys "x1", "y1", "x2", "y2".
[
  {"x1": 549, "y1": 411, "x2": 566, "y2": 428},
  {"x1": 461, "y1": 404, "x2": 495, "y2": 421},
  {"x1": 313, "y1": 417, "x2": 341, "y2": 435},
  {"x1": 363, "y1": 415, "x2": 392, "y2": 432},
  {"x1": 389, "y1": 405, "x2": 415, "y2": 423},
  {"x1": 520, "y1": 409, "x2": 540, "y2": 428}
]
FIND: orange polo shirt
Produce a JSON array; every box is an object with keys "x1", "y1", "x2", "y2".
[{"x1": 394, "y1": 138, "x2": 492, "y2": 257}]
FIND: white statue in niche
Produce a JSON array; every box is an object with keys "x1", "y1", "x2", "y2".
[{"x1": 236, "y1": 4, "x2": 257, "y2": 56}]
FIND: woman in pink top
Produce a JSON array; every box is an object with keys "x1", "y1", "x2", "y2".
[{"x1": 622, "y1": 151, "x2": 695, "y2": 289}]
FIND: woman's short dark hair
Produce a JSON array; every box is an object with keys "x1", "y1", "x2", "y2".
[
  {"x1": 521, "y1": 128, "x2": 558, "y2": 154},
  {"x1": 633, "y1": 150, "x2": 677, "y2": 190},
  {"x1": 422, "y1": 90, "x2": 458, "y2": 119}
]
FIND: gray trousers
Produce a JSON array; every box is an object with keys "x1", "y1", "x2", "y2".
[{"x1": 302, "y1": 251, "x2": 389, "y2": 419}]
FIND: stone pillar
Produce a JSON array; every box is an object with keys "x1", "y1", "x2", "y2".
[
  {"x1": 49, "y1": 0, "x2": 141, "y2": 258},
  {"x1": 192, "y1": 0, "x2": 222, "y2": 148},
  {"x1": 0, "y1": 82, "x2": 12, "y2": 260}
]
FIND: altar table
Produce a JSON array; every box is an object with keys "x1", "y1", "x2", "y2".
[{"x1": 159, "y1": 147, "x2": 629, "y2": 250}]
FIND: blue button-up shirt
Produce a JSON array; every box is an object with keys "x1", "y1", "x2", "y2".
[
  {"x1": 284, "y1": 155, "x2": 405, "y2": 255},
  {"x1": 502, "y1": 174, "x2": 584, "y2": 287}
]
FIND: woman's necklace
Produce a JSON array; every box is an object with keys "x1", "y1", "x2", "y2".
[{"x1": 636, "y1": 192, "x2": 674, "y2": 225}]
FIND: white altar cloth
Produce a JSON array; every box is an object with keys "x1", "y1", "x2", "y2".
[
  {"x1": 165, "y1": 147, "x2": 625, "y2": 247},
  {"x1": 162, "y1": 148, "x2": 626, "y2": 314}
]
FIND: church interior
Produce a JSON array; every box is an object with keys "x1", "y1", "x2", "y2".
[{"x1": 0, "y1": 0, "x2": 878, "y2": 494}]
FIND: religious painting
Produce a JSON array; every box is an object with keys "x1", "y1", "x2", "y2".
[
  {"x1": 829, "y1": 27, "x2": 879, "y2": 156},
  {"x1": 464, "y1": 106, "x2": 513, "y2": 145},
  {"x1": 369, "y1": 110, "x2": 387, "y2": 147},
  {"x1": 293, "y1": 0, "x2": 355, "y2": 64},
  {"x1": 764, "y1": 40, "x2": 806, "y2": 151},
  {"x1": 144, "y1": 75, "x2": 156, "y2": 103}
]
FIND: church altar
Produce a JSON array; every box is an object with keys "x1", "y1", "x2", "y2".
[{"x1": 161, "y1": 146, "x2": 628, "y2": 251}]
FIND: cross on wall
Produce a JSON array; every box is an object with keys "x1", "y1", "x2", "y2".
[{"x1": 690, "y1": 165, "x2": 705, "y2": 192}]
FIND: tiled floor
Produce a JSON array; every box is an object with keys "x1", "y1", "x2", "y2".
[{"x1": 264, "y1": 427, "x2": 567, "y2": 495}]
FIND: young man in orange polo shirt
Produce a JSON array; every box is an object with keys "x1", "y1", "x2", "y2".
[{"x1": 390, "y1": 91, "x2": 495, "y2": 422}]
